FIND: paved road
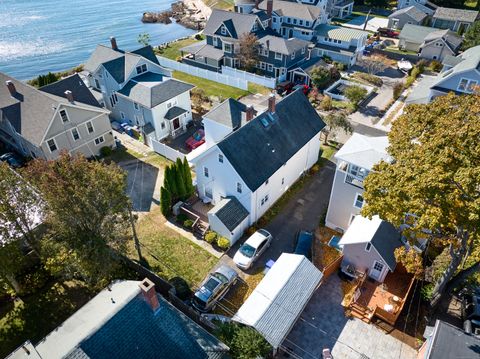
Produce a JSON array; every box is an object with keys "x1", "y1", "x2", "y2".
[
  {"x1": 284, "y1": 275, "x2": 417, "y2": 359},
  {"x1": 219, "y1": 159, "x2": 336, "y2": 279}
]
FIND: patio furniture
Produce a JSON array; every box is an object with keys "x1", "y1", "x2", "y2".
[{"x1": 341, "y1": 264, "x2": 357, "y2": 279}]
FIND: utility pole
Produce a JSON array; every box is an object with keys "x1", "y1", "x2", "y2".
[
  {"x1": 128, "y1": 203, "x2": 143, "y2": 262},
  {"x1": 363, "y1": 9, "x2": 371, "y2": 31}
]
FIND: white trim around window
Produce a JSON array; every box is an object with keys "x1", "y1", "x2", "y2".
[
  {"x1": 86, "y1": 121, "x2": 95, "y2": 134},
  {"x1": 71, "y1": 128, "x2": 81, "y2": 141},
  {"x1": 94, "y1": 135, "x2": 105, "y2": 146},
  {"x1": 365, "y1": 242, "x2": 372, "y2": 252},
  {"x1": 59, "y1": 109, "x2": 69, "y2": 123},
  {"x1": 353, "y1": 193, "x2": 364, "y2": 208},
  {"x1": 275, "y1": 52, "x2": 282, "y2": 60},
  {"x1": 46, "y1": 138, "x2": 58, "y2": 153}
]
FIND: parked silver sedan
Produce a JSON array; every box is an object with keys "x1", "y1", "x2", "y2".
[{"x1": 233, "y1": 229, "x2": 272, "y2": 270}]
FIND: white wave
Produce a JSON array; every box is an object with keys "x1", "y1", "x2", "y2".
[
  {"x1": 0, "y1": 40, "x2": 65, "y2": 62},
  {"x1": 0, "y1": 14, "x2": 46, "y2": 28}
]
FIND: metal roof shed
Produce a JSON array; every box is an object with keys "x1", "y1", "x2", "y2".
[{"x1": 232, "y1": 253, "x2": 323, "y2": 349}]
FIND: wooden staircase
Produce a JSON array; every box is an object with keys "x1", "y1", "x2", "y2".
[
  {"x1": 194, "y1": 220, "x2": 209, "y2": 237},
  {"x1": 349, "y1": 302, "x2": 374, "y2": 323}
]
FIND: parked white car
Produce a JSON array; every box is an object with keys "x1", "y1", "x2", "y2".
[{"x1": 233, "y1": 229, "x2": 272, "y2": 270}]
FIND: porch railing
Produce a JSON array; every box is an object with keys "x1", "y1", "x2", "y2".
[
  {"x1": 171, "y1": 126, "x2": 186, "y2": 139},
  {"x1": 345, "y1": 173, "x2": 364, "y2": 189}
]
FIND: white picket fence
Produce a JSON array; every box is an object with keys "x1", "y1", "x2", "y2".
[
  {"x1": 156, "y1": 56, "x2": 248, "y2": 90},
  {"x1": 151, "y1": 139, "x2": 185, "y2": 162},
  {"x1": 221, "y1": 66, "x2": 276, "y2": 89}
]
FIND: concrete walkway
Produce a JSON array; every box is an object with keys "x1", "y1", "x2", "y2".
[{"x1": 114, "y1": 130, "x2": 151, "y2": 156}]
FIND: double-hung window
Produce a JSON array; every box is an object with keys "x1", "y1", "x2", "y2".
[
  {"x1": 86, "y1": 121, "x2": 94, "y2": 134},
  {"x1": 354, "y1": 193, "x2": 364, "y2": 208},
  {"x1": 59, "y1": 109, "x2": 69, "y2": 123},
  {"x1": 94, "y1": 136, "x2": 105, "y2": 146},
  {"x1": 136, "y1": 64, "x2": 147, "y2": 75},
  {"x1": 47, "y1": 138, "x2": 57, "y2": 152},
  {"x1": 204, "y1": 167, "x2": 209, "y2": 178},
  {"x1": 71, "y1": 128, "x2": 80, "y2": 141},
  {"x1": 237, "y1": 182, "x2": 242, "y2": 194},
  {"x1": 218, "y1": 154, "x2": 224, "y2": 163},
  {"x1": 275, "y1": 52, "x2": 282, "y2": 60}
]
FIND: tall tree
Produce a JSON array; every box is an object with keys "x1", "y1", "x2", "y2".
[
  {"x1": 344, "y1": 85, "x2": 368, "y2": 108},
  {"x1": 462, "y1": 21, "x2": 480, "y2": 50},
  {"x1": 172, "y1": 164, "x2": 187, "y2": 200},
  {"x1": 160, "y1": 187, "x2": 172, "y2": 216},
  {"x1": 310, "y1": 66, "x2": 331, "y2": 89},
  {"x1": 361, "y1": 93, "x2": 480, "y2": 306},
  {"x1": 237, "y1": 33, "x2": 260, "y2": 72},
  {"x1": 322, "y1": 112, "x2": 353, "y2": 144},
  {"x1": 25, "y1": 153, "x2": 132, "y2": 287},
  {"x1": 182, "y1": 157, "x2": 194, "y2": 198}
]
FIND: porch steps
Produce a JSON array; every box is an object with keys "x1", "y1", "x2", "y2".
[
  {"x1": 194, "y1": 220, "x2": 209, "y2": 238},
  {"x1": 349, "y1": 303, "x2": 373, "y2": 323}
]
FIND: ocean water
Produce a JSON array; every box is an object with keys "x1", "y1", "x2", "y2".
[{"x1": 0, "y1": 0, "x2": 195, "y2": 80}]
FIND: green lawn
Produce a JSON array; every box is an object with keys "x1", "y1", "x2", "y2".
[
  {"x1": 384, "y1": 46, "x2": 418, "y2": 56},
  {"x1": 204, "y1": 0, "x2": 234, "y2": 10},
  {"x1": 173, "y1": 70, "x2": 250, "y2": 99},
  {"x1": 156, "y1": 37, "x2": 204, "y2": 60},
  {"x1": 332, "y1": 100, "x2": 356, "y2": 112},
  {"x1": 131, "y1": 208, "x2": 218, "y2": 287},
  {"x1": 0, "y1": 280, "x2": 94, "y2": 358},
  {"x1": 351, "y1": 11, "x2": 388, "y2": 19}
]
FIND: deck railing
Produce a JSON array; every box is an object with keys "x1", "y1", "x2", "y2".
[{"x1": 345, "y1": 173, "x2": 364, "y2": 189}]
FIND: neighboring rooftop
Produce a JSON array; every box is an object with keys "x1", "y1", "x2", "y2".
[
  {"x1": 316, "y1": 24, "x2": 369, "y2": 41},
  {"x1": 25, "y1": 280, "x2": 228, "y2": 359},
  {"x1": 338, "y1": 215, "x2": 402, "y2": 271},
  {"x1": 180, "y1": 41, "x2": 225, "y2": 61},
  {"x1": 399, "y1": 24, "x2": 438, "y2": 43},
  {"x1": 117, "y1": 73, "x2": 194, "y2": 108},
  {"x1": 215, "y1": 90, "x2": 325, "y2": 192},
  {"x1": 203, "y1": 9, "x2": 260, "y2": 39},
  {"x1": 258, "y1": 0, "x2": 322, "y2": 21},
  {"x1": 421, "y1": 29, "x2": 462, "y2": 52},
  {"x1": 204, "y1": 98, "x2": 253, "y2": 129},
  {"x1": 388, "y1": 5, "x2": 428, "y2": 22},
  {"x1": 433, "y1": 6, "x2": 479, "y2": 22},
  {"x1": 334, "y1": 133, "x2": 390, "y2": 170},
  {"x1": 258, "y1": 35, "x2": 311, "y2": 54},
  {"x1": 233, "y1": 253, "x2": 323, "y2": 349},
  {"x1": 208, "y1": 196, "x2": 249, "y2": 231}
]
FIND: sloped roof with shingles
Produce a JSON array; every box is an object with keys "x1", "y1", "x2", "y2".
[
  {"x1": 209, "y1": 197, "x2": 249, "y2": 231},
  {"x1": 204, "y1": 9, "x2": 259, "y2": 39},
  {"x1": 389, "y1": 6, "x2": 428, "y2": 22},
  {"x1": 399, "y1": 24, "x2": 438, "y2": 44},
  {"x1": 233, "y1": 253, "x2": 323, "y2": 349},
  {"x1": 433, "y1": 6, "x2": 479, "y2": 22},
  {"x1": 315, "y1": 24, "x2": 369, "y2": 41},
  {"x1": 258, "y1": 0, "x2": 322, "y2": 21},
  {"x1": 164, "y1": 106, "x2": 187, "y2": 120},
  {"x1": 204, "y1": 98, "x2": 251, "y2": 129},
  {"x1": 427, "y1": 320, "x2": 480, "y2": 359},
  {"x1": 421, "y1": 29, "x2": 462, "y2": 52},
  {"x1": 216, "y1": 90, "x2": 325, "y2": 192},
  {"x1": 258, "y1": 35, "x2": 310, "y2": 55}
]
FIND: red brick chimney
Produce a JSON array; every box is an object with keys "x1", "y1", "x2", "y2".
[
  {"x1": 268, "y1": 93, "x2": 275, "y2": 113},
  {"x1": 139, "y1": 278, "x2": 160, "y2": 312},
  {"x1": 246, "y1": 104, "x2": 255, "y2": 121},
  {"x1": 110, "y1": 37, "x2": 118, "y2": 51},
  {"x1": 6, "y1": 80, "x2": 16, "y2": 96},
  {"x1": 64, "y1": 90, "x2": 74, "y2": 102},
  {"x1": 267, "y1": 0, "x2": 273, "y2": 18},
  {"x1": 255, "y1": 0, "x2": 260, "y2": 9}
]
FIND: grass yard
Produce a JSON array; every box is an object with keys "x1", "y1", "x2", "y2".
[
  {"x1": 204, "y1": 0, "x2": 234, "y2": 10},
  {"x1": 130, "y1": 208, "x2": 218, "y2": 288},
  {"x1": 0, "y1": 280, "x2": 94, "y2": 358},
  {"x1": 173, "y1": 71, "x2": 250, "y2": 99},
  {"x1": 351, "y1": 11, "x2": 388, "y2": 19},
  {"x1": 156, "y1": 37, "x2": 204, "y2": 60},
  {"x1": 332, "y1": 100, "x2": 356, "y2": 113},
  {"x1": 384, "y1": 46, "x2": 418, "y2": 56}
]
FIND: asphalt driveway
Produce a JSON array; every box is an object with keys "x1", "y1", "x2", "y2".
[
  {"x1": 219, "y1": 159, "x2": 336, "y2": 279},
  {"x1": 283, "y1": 275, "x2": 417, "y2": 359}
]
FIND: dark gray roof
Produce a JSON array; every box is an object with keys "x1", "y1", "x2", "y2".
[
  {"x1": 371, "y1": 221, "x2": 402, "y2": 271},
  {"x1": 39, "y1": 74, "x2": 102, "y2": 108},
  {"x1": 217, "y1": 90, "x2": 325, "y2": 191},
  {"x1": 131, "y1": 46, "x2": 160, "y2": 65},
  {"x1": 103, "y1": 56, "x2": 126, "y2": 83},
  {"x1": 258, "y1": 35, "x2": 310, "y2": 55},
  {"x1": 399, "y1": 24, "x2": 438, "y2": 44},
  {"x1": 209, "y1": 197, "x2": 249, "y2": 231},
  {"x1": 258, "y1": 0, "x2": 322, "y2": 21},
  {"x1": 118, "y1": 74, "x2": 194, "y2": 108},
  {"x1": 0, "y1": 72, "x2": 105, "y2": 146},
  {"x1": 427, "y1": 320, "x2": 480, "y2": 359},
  {"x1": 421, "y1": 29, "x2": 462, "y2": 53},
  {"x1": 84, "y1": 44, "x2": 124, "y2": 73},
  {"x1": 143, "y1": 123, "x2": 155, "y2": 135},
  {"x1": 165, "y1": 106, "x2": 187, "y2": 120},
  {"x1": 204, "y1": 9, "x2": 259, "y2": 39},
  {"x1": 433, "y1": 7, "x2": 479, "y2": 22},
  {"x1": 442, "y1": 54, "x2": 463, "y2": 68},
  {"x1": 204, "y1": 98, "x2": 252, "y2": 129},
  {"x1": 389, "y1": 6, "x2": 428, "y2": 22}
]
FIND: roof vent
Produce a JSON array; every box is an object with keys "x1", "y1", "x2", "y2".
[{"x1": 64, "y1": 90, "x2": 74, "y2": 102}]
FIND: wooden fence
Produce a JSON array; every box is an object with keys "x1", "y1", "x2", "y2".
[{"x1": 322, "y1": 254, "x2": 343, "y2": 279}]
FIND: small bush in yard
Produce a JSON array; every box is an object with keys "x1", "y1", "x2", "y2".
[
  {"x1": 217, "y1": 237, "x2": 230, "y2": 250},
  {"x1": 246, "y1": 226, "x2": 257, "y2": 236},
  {"x1": 205, "y1": 231, "x2": 217, "y2": 243},
  {"x1": 184, "y1": 219, "x2": 194, "y2": 228},
  {"x1": 393, "y1": 82, "x2": 404, "y2": 100},
  {"x1": 176, "y1": 213, "x2": 188, "y2": 223},
  {"x1": 100, "y1": 146, "x2": 112, "y2": 157},
  {"x1": 320, "y1": 95, "x2": 333, "y2": 111},
  {"x1": 430, "y1": 60, "x2": 442, "y2": 72},
  {"x1": 352, "y1": 72, "x2": 383, "y2": 87}
]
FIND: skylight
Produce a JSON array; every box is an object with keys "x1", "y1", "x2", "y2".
[{"x1": 260, "y1": 117, "x2": 269, "y2": 127}]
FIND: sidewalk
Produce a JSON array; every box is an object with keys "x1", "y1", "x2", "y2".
[{"x1": 114, "y1": 130, "x2": 151, "y2": 156}]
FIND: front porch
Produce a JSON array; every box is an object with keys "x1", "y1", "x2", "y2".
[
  {"x1": 347, "y1": 265, "x2": 415, "y2": 325},
  {"x1": 180, "y1": 195, "x2": 213, "y2": 238},
  {"x1": 332, "y1": 0, "x2": 354, "y2": 19}
]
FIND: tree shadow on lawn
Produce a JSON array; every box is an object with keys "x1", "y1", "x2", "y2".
[{"x1": 0, "y1": 279, "x2": 94, "y2": 358}]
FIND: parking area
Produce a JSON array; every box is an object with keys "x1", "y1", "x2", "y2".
[{"x1": 283, "y1": 275, "x2": 417, "y2": 359}]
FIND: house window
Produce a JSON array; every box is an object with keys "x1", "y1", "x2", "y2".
[
  {"x1": 287, "y1": 18, "x2": 291, "y2": 24},
  {"x1": 365, "y1": 242, "x2": 372, "y2": 252},
  {"x1": 458, "y1": 78, "x2": 478, "y2": 93},
  {"x1": 94, "y1": 78, "x2": 100, "y2": 89},
  {"x1": 212, "y1": 37, "x2": 218, "y2": 47},
  {"x1": 264, "y1": 194, "x2": 269, "y2": 203},
  {"x1": 94, "y1": 136, "x2": 105, "y2": 146},
  {"x1": 220, "y1": 26, "x2": 227, "y2": 35},
  {"x1": 71, "y1": 128, "x2": 80, "y2": 141},
  {"x1": 224, "y1": 43, "x2": 232, "y2": 53},
  {"x1": 273, "y1": 17, "x2": 277, "y2": 23},
  {"x1": 305, "y1": 21, "x2": 310, "y2": 26},
  {"x1": 260, "y1": 62, "x2": 266, "y2": 70},
  {"x1": 218, "y1": 154, "x2": 224, "y2": 163},
  {"x1": 161, "y1": 122, "x2": 166, "y2": 129},
  {"x1": 265, "y1": 179, "x2": 269, "y2": 185},
  {"x1": 291, "y1": 52, "x2": 295, "y2": 60},
  {"x1": 134, "y1": 102, "x2": 139, "y2": 110},
  {"x1": 275, "y1": 52, "x2": 282, "y2": 60},
  {"x1": 299, "y1": 19, "x2": 303, "y2": 26},
  {"x1": 261, "y1": 197, "x2": 265, "y2": 206},
  {"x1": 59, "y1": 109, "x2": 69, "y2": 123},
  {"x1": 110, "y1": 93, "x2": 118, "y2": 107},
  {"x1": 267, "y1": 64, "x2": 273, "y2": 72},
  {"x1": 167, "y1": 99, "x2": 177, "y2": 109},
  {"x1": 350, "y1": 214, "x2": 356, "y2": 224},
  {"x1": 86, "y1": 121, "x2": 94, "y2": 134},
  {"x1": 293, "y1": 18, "x2": 297, "y2": 25},
  {"x1": 237, "y1": 182, "x2": 242, "y2": 193},
  {"x1": 301, "y1": 47, "x2": 306, "y2": 54},
  {"x1": 281, "y1": 177, "x2": 284, "y2": 185},
  {"x1": 47, "y1": 138, "x2": 57, "y2": 152},
  {"x1": 136, "y1": 64, "x2": 147, "y2": 75},
  {"x1": 120, "y1": 112, "x2": 125, "y2": 120},
  {"x1": 204, "y1": 166, "x2": 209, "y2": 178},
  {"x1": 354, "y1": 193, "x2": 364, "y2": 208},
  {"x1": 252, "y1": 23, "x2": 258, "y2": 31}
]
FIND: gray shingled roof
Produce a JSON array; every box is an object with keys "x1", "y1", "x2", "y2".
[
  {"x1": 421, "y1": 29, "x2": 462, "y2": 52},
  {"x1": 209, "y1": 197, "x2": 249, "y2": 231},
  {"x1": 117, "y1": 73, "x2": 194, "y2": 108},
  {"x1": 216, "y1": 90, "x2": 325, "y2": 192},
  {"x1": 165, "y1": 106, "x2": 187, "y2": 120},
  {"x1": 388, "y1": 5, "x2": 428, "y2": 22},
  {"x1": 427, "y1": 320, "x2": 480, "y2": 359},
  {"x1": 316, "y1": 24, "x2": 369, "y2": 41},
  {"x1": 204, "y1": 98, "x2": 252, "y2": 129},
  {"x1": 0, "y1": 72, "x2": 105, "y2": 146},
  {"x1": 371, "y1": 221, "x2": 402, "y2": 271},
  {"x1": 258, "y1": 0, "x2": 322, "y2": 21},
  {"x1": 204, "y1": 9, "x2": 259, "y2": 39},
  {"x1": 84, "y1": 44, "x2": 124, "y2": 73},
  {"x1": 39, "y1": 74, "x2": 101, "y2": 108},
  {"x1": 258, "y1": 35, "x2": 310, "y2": 55},
  {"x1": 399, "y1": 24, "x2": 438, "y2": 44},
  {"x1": 433, "y1": 6, "x2": 479, "y2": 22}
]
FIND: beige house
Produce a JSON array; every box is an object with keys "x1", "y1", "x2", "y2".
[{"x1": 0, "y1": 72, "x2": 114, "y2": 160}]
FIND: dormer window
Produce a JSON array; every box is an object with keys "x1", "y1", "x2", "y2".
[
  {"x1": 275, "y1": 52, "x2": 282, "y2": 60},
  {"x1": 221, "y1": 26, "x2": 227, "y2": 35},
  {"x1": 136, "y1": 64, "x2": 147, "y2": 75}
]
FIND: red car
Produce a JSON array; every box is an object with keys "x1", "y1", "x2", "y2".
[{"x1": 185, "y1": 129, "x2": 205, "y2": 150}]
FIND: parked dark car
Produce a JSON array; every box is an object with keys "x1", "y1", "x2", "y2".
[
  {"x1": 377, "y1": 27, "x2": 399, "y2": 38},
  {"x1": 276, "y1": 81, "x2": 294, "y2": 96},
  {"x1": 0, "y1": 152, "x2": 24, "y2": 168},
  {"x1": 294, "y1": 230, "x2": 313, "y2": 260},
  {"x1": 461, "y1": 287, "x2": 480, "y2": 335}
]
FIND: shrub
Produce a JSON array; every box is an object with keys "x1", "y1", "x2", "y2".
[
  {"x1": 176, "y1": 213, "x2": 188, "y2": 223},
  {"x1": 410, "y1": 66, "x2": 421, "y2": 79},
  {"x1": 320, "y1": 95, "x2": 333, "y2": 111},
  {"x1": 246, "y1": 226, "x2": 257, "y2": 236},
  {"x1": 184, "y1": 219, "x2": 194, "y2": 228},
  {"x1": 352, "y1": 72, "x2": 383, "y2": 87},
  {"x1": 205, "y1": 231, "x2": 217, "y2": 244},
  {"x1": 176, "y1": 55, "x2": 182, "y2": 62},
  {"x1": 344, "y1": 85, "x2": 368, "y2": 106},
  {"x1": 420, "y1": 283, "x2": 434, "y2": 301},
  {"x1": 405, "y1": 75, "x2": 416, "y2": 88},
  {"x1": 416, "y1": 59, "x2": 428, "y2": 73},
  {"x1": 170, "y1": 277, "x2": 191, "y2": 300},
  {"x1": 429, "y1": 60, "x2": 442, "y2": 72},
  {"x1": 217, "y1": 237, "x2": 230, "y2": 250},
  {"x1": 194, "y1": 34, "x2": 203, "y2": 40},
  {"x1": 310, "y1": 66, "x2": 331, "y2": 89},
  {"x1": 322, "y1": 55, "x2": 333, "y2": 64},
  {"x1": 393, "y1": 82, "x2": 404, "y2": 100},
  {"x1": 333, "y1": 61, "x2": 345, "y2": 71},
  {"x1": 99, "y1": 146, "x2": 112, "y2": 157}
]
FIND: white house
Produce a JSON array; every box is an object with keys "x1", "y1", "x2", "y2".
[
  {"x1": 191, "y1": 91, "x2": 325, "y2": 244},
  {"x1": 397, "y1": 0, "x2": 437, "y2": 15},
  {"x1": 325, "y1": 133, "x2": 390, "y2": 232}
]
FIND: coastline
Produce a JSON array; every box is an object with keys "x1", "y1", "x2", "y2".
[{"x1": 143, "y1": 0, "x2": 212, "y2": 30}]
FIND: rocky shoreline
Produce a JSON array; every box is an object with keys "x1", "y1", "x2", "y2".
[{"x1": 142, "y1": 0, "x2": 210, "y2": 30}]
